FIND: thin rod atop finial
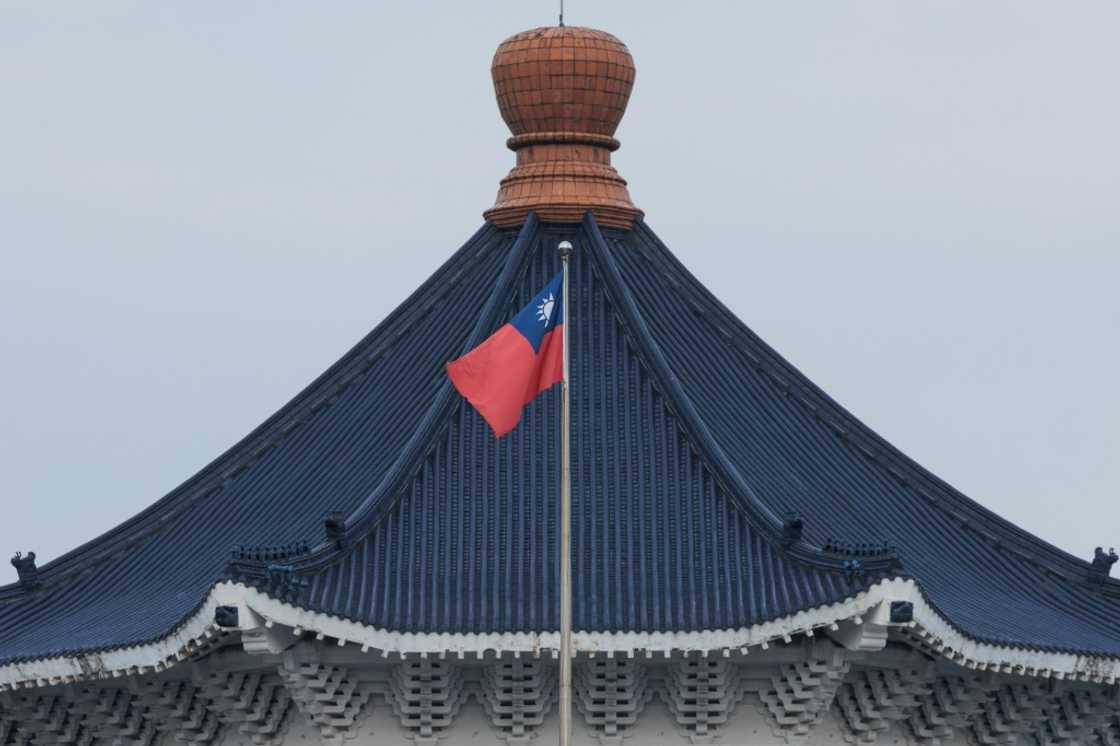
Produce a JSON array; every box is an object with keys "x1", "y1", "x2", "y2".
[{"x1": 559, "y1": 0, "x2": 564, "y2": 26}]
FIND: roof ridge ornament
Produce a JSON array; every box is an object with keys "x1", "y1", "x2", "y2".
[
  {"x1": 324, "y1": 512, "x2": 347, "y2": 547},
  {"x1": 1090, "y1": 546, "x2": 1118, "y2": 583},
  {"x1": 484, "y1": 26, "x2": 643, "y2": 229},
  {"x1": 229, "y1": 542, "x2": 310, "y2": 563},
  {"x1": 9, "y1": 551, "x2": 38, "y2": 589},
  {"x1": 822, "y1": 538, "x2": 897, "y2": 558},
  {"x1": 226, "y1": 542, "x2": 312, "y2": 603},
  {"x1": 780, "y1": 513, "x2": 804, "y2": 549},
  {"x1": 264, "y1": 564, "x2": 310, "y2": 603}
]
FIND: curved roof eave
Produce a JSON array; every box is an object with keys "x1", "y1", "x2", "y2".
[
  {"x1": 626, "y1": 217, "x2": 1117, "y2": 597},
  {"x1": 3, "y1": 212, "x2": 1117, "y2": 669},
  {"x1": 0, "y1": 222, "x2": 508, "y2": 601},
  {"x1": 2, "y1": 577, "x2": 1117, "y2": 692}
]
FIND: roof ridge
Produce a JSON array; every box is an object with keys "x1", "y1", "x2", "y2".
[
  {"x1": 233, "y1": 211, "x2": 896, "y2": 587},
  {"x1": 629, "y1": 219, "x2": 1117, "y2": 595},
  {"x1": 0, "y1": 222, "x2": 506, "y2": 600},
  {"x1": 248, "y1": 214, "x2": 544, "y2": 579},
  {"x1": 583, "y1": 215, "x2": 898, "y2": 576}
]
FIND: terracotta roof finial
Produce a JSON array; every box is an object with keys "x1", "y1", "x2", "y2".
[{"x1": 484, "y1": 26, "x2": 643, "y2": 230}]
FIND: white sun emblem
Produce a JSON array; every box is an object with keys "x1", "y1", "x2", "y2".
[{"x1": 536, "y1": 293, "x2": 555, "y2": 325}]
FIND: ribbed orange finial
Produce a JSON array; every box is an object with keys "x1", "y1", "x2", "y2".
[{"x1": 484, "y1": 26, "x2": 643, "y2": 230}]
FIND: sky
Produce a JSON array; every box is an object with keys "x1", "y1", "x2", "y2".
[{"x1": 1, "y1": 1, "x2": 1117, "y2": 584}]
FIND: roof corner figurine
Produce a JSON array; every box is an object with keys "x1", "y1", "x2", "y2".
[
  {"x1": 1091, "y1": 546, "x2": 1118, "y2": 581},
  {"x1": 10, "y1": 551, "x2": 38, "y2": 588}
]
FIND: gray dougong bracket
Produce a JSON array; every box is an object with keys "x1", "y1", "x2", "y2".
[
  {"x1": 1099, "y1": 715, "x2": 1120, "y2": 745},
  {"x1": 193, "y1": 669, "x2": 293, "y2": 745},
  {"x1": 1036, "y1": 685, "x2": 1120, "y2": 745},
  {"x1": 835, "y1": 664, "x2": 936, "y2": 743},
  {"x1": 757, "y1": 639, "x2": 850, "y2": 743},
  {"x1": 906, "y1": 674, "x2": 999, "y2": 744},
  {"x1": 0, "y1": 714, "x2": 20, "y2": 746},
  {"x1": 388, "y1": 658, "x2": 467, "y2": 745},
  {"x1": 0, "y1": 713, "x2": 16, "y2": 746},
  {"x1": 128, "y1": 680, "x2": 220, "y2": 744},
  {"x1": 80, "y1": 688, "x2": 157, "y2": 746},
  {"x1": 663, "y1": 658, "x2": 745, "y2": 744},
  {"x1": 278, "y1": 649, "x2": 370, "y2": 742},
  {"x1": 480, "y1": 659, "x2": 557, "y2": 744},
  {"x1": 573, "y1": 658, "x2": 653, "y2": 745},
  {"x1": 0, "y1": 693, "x2": 91, "y2": 746},
  {"x1": 970, "y1": 681, "x2": 1052, "y2": 744}
]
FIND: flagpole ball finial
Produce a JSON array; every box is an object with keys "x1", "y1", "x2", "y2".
[{"x1": 558, "y1": 240, "x2": 573, "y2": 260}]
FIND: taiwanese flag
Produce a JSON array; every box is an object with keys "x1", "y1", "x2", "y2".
[{"x1": 447, "y1": 273, "x2": 564, "y2": 437}]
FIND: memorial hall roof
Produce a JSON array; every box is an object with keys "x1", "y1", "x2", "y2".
[{"x1": 2, "y1": 24, "x2": 1118, "y2": 681}]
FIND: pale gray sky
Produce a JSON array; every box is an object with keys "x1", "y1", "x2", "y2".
[{"x1": 2, "y1": 1, "x2": 1117, "y2": 583}]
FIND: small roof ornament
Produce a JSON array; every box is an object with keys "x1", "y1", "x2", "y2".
[
  {"x1": 10, "y1": 551, "x2": 38, "y2": 588},
  {"x1": 1090, "y1": 546, "x2": 1118, "y2": 581},
  {"x1": 324, "y1": 511, "x2": 347, "y2": 546},
  {"x1": 780, "y1": 513, "x2": 804, "y2": 549}
]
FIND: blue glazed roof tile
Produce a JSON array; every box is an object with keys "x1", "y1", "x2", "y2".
[{"x1": 1, "y1": 214, "x2": 1118, "y2": 666}]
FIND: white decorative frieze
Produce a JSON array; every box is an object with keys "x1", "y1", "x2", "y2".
[
  {"x1": 388, "y1": 658, "x2": 467, "y2": 745},
  {"x1": 906, "y1": 674, "x2": 997, "y2": 744},
  {"x1": 663, "y1": 658, "x2": 744, "y2": 744},
  {"x1": 479, "y1": 659, "x2": 556, "y2": 744},
  {"x1": 193, "y1": 671, "x2": 292, "y2": 746},
  {"x1": 573, "y1": 658, "x2": 653, "y2": 745},
  {"x1": 758, "y1": 640, "x2": 850, "y2": 742},
  {"x1": 7, "y1": 578, "x2": 1120, "y2": 694},
  {"x1": 278, "y1": 657, "x2": 370, "y2": 741},
  {"x1": 835, "y1": 665, "x2": 935, "y2": 743}
]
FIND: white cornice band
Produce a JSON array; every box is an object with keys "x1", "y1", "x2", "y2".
[{"x1": 1, "y1": 578, "x2": 1117, "y2": 691}]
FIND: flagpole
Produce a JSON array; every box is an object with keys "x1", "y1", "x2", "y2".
[{"x1": 557, "y1": 239, "x2": 573, "y2": 746}]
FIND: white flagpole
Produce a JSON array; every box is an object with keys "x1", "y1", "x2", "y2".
[{"x1": 557, "y1": 240, "x2": 573, "y2": 746}]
